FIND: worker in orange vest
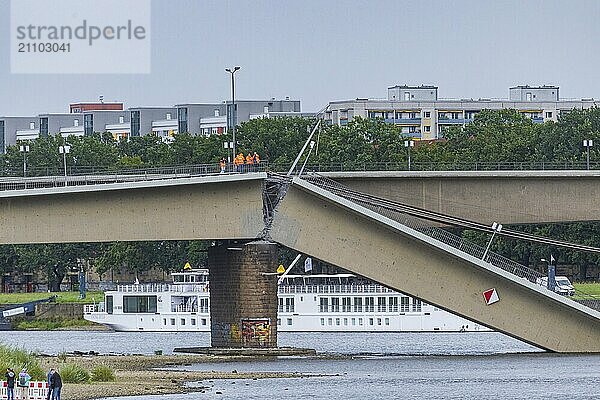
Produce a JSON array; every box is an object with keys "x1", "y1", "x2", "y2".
[
  {"x1": 245, "y1": 153, "x2": 254, "y2": 171},
  {"x1": 234, "y1": 153, "x2": 245, "y2": 172}
]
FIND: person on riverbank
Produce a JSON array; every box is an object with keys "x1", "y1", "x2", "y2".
[
  {"x1": 45, "y1": 369, "x2": 54, "y2": 400},
  {"x1": 5, "y1": 368, "x2": 16, "y2": 400},
  {"x1": 17, "y1": 368, "x2": 30, "y2": 400},
  {"x1": 50, "y1": 369, "x2": 62, "y2": 400}
]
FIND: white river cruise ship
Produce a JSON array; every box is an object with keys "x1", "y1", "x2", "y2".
[{"x1": 83, "y1": 269, "x2": 489, "y2": 332}]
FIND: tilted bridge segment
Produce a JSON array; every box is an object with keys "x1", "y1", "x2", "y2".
[{"x1": 0, "y1": 168, "x2": 599, "y2": 352}]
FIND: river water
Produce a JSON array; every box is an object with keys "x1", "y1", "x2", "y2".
[{"x1": 0, "y1": 331, "x2": 598, "y2": 399}]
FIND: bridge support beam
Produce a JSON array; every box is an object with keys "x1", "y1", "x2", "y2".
[{"x1": 209, "y1": 241, "x2": 278, "y2": 348}]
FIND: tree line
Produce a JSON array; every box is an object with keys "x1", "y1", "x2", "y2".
[{"x1": 2, "y1": 107, "x2": 600, "y2": 288}]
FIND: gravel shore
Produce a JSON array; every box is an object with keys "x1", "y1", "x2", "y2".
[{"x1": 39, "y1": 354, "x2": 311, "y2": 400}]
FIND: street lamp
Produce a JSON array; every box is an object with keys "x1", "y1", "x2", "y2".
[
  {"x1": 223, "y1": 141, "x2": 234, "y2": 163},
  {"x1": 59, "y1": 144, "x2": 71, "y2": 185},
  {"x1": 19, "y1": 144, "x2": 30, "y2": 178},
  {"x1": 541, "y1": 255, "x2": 556, "y2": 292},
  {"x1": 482, "y1": 222, "x2": 502, "y2": 260},
  {"x1": 404, "y1": 140, "x2": 414, "y2": 171},
  {"x1": 583, "y1": 139, "x2": 593, "y2": 170},
  {"x1": 225, "y1": 66, "x2": 241, "y2": 158}
]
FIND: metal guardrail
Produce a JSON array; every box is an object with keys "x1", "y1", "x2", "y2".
[
  {"x1": 0, "y1": 162, "x2": 269, "y2": 191},
  {"x1": 301, "y1": 173, "x2": 600, "y2": 307}
]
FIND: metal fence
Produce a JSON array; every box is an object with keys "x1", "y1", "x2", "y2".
[
  {"x1": 301, "y1": 173, "x2": 600, "y2": 306},
  {"x1": 0, "y1": 162, "x2": 269, "y2": 191}
]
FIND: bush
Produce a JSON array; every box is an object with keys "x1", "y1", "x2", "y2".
[
  {"x1": 91, "y1": 365, "x2": 115, "y2": 382},
  {"x1": 0, "y1": 345, "x2": 44, "y2": 380},
  {"x1": 59, "y1": 363, "x2": 90, "y2": 383}
]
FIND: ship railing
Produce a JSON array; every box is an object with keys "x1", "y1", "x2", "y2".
[
  {"x1": 171, "y1": 304, "x2": 198, "y2": 313},
  {"x1": 116, "y1": 283, "x2": 209, "y2": 293},
  {"x1": 278, "y1": 284, "x2": 396, "y2": 294}
]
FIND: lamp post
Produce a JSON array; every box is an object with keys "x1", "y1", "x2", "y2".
[
  {"x1": 541, "y1": 255, "x2": 556, "y2": 292},
  {"x1": 225, "y1": 66, "x2": 241, "y2": 158},
  {"x1": 583, "y1": 139, "x2": 593, "y2": 170},
  {"x1": 404, "y1": 140, "x2": 414, "y2": 171},
  {"x1": 223, "y1": 141, "x2": 234, "y2": 163},
  {"x1": 19, "y1": 144, "x2": 30, "y2": 178},
  {"x1": 482, "y1": 222, "x2": 502, "y2": 260},
  {"x1": 59, "y1": 144, "x2": 70, "y2": 186}
]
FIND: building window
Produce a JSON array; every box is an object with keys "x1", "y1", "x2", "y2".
[
  {"x1": 526, "y1": 93, "x2": 532, "y2": 101},
  {"x1": 404, "y1": 92, "x2": 410, "y2": 101},
  {"x1": 84, "y1": 114, "x2": 94, "y2": 136},
  {"x1": 545, "y1": 112, "x2": 553, "y2": 118},
  {"x1": 178, "y1": 107, "x2": 188, "y2": 134},
  {"x1": 424, "y1": 111, "x2": 431, "y2": 118},
  {"x1": 40, "y1": 118, "x2": 48, "y2": 137},
  {"x1": 74, "y1": 119, "x2": 79, "y2": 127},
  {"x1": 29, "y1": 122, "x2": 35, "y2": 130},
  {"x1": 119, "y1": 116, "x2": 124, "y2": 124},
  {"x1": 130, "y1": 110, "x2": 140, "y2": 137},
  {"x1": 214, "y1": 109, "x2": 220, "y2": 117},
  {"x1": 263, "y1": 106, "x2": 269, "y2": 114},
  {"x1": 166, "y1": 113, "x2": 172, "y2": 120}
]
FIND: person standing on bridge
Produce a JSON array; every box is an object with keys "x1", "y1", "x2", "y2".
[
  {"x1": 245, "y1": 152, "x2": 255, "y2": 171},
  {"x1": 234, "y1": 153, "x2": 245, "y2": 172},
  {"x1": 253, "y1": 152, "x2": 260, "y2": 166},
  {"x1": 219, "y1": 157, "x2": 227, "y2": 174},
  {"x1": 5, "y1": 368, "x2": 16, "y2": 400}
]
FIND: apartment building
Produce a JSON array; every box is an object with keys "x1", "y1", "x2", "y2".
[{"x1": 325, "y1": 85, "x2": 600, "y2": 140}]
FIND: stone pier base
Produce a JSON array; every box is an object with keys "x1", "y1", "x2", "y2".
[{"x1": 209, "y1": 241, "x2": 278, "y2": 348}]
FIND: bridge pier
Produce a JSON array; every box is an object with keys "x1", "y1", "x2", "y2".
[{"x1": 208, "y1": 240, "x2": 278, "y2": 348}]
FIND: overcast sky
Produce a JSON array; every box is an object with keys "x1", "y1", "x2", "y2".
[{"x1": 1, "y1": 0, "x2": 599, "y2": 115}]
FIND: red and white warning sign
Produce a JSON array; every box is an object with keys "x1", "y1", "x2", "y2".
[{"x1": 483, "y1": 288, "x2": 499, "y2": 305}]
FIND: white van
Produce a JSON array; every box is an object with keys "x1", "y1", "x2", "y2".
[{"x1": 535, "y1": 276, "x2": 575, "y2": 296}]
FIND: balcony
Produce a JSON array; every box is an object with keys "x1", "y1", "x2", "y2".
[
  {"x1": 532, "y1": 117, "x2": 544, "y2": 123},
  {"x1": 384, "y1": 118, "x2": 422, "y2": 124},
  {"x1": 437, "y1": 118, "x2": 473, "y2": 125}
]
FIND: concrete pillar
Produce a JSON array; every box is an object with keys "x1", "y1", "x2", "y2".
[{"x1": 209, "y1": 240, "x2": 278, "y2": 348}]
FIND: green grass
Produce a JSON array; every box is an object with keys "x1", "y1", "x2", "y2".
[
  {"x1": 574, "y1": 283, "x2": 600, "y2": 297},
  {"x1": 14, "y1": 318, "x2": 96, "y2": 331},
  {"x1": 59, "y1": 363, "x2": 90, "y2": 383},
  {"x1": 0, "y1": 345, "x2": 45, "y2": 380},
  {"x1": 0, "y1": 291, "x2": 103, "y2": 305},
  {"x1": 91, "y1": 365, "x2": 116, "y2": 382}
]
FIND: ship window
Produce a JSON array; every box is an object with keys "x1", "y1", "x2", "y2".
[
  {"x1": 342, "y1": 297, "x2": 351, "y2": 312},
  {"x1": 181, "y1": 319, "x2": 186, "y2": 325},
  {"x1": 343, "y1": 318, "x2": 348, "y2": 326},
  {"x1": 359, "y1": 318, "x2": 363, "y2": 326},
  {"x1": 170, "y1": 318, "x2": 175, "y2": 325},
  {"x1": 320, "y1": 318, "x2": 325, "y2": 326},
  {"x1": 389, "y1": 297, "x2": 398, "y2": 312},
  {"x1": 278, "y1": 298, "x2": 284, "y2": 312},
  {"x1": 191, "y1": 318, "x2": 196, "y2": 325},
  {"x1": 412, "y1": 298, "x2": 422, "y2": 312},
  {"x1": 400, "y1": 297, "x2": 410, "y2": 312},
  {"x1": 319, "y1": 298, "x2": 329, "y2": 313},
  {"x1": 369, "y1": 318, "x2": 374, "y2": 326},
  {"x1": 123, "y1": 295, "x2": 157, "y2": 313},
  {"x1": 335, "y1": 318, "x2": 340, "y2": 326},
  {"x1": 377, "y1": 297, "x2": 386, "y2": 312},
  {"x1": 313, "y1": 296, "x2": 317, "y2": 302},
  {"x1": 285, "y1": 297, "x2": 295, "y2": 312},
  {"x1": 377, "y1": 318, "x2": 382, "y2": 325},
  {"x1": 200, "y1": 298, "x2": 209, "y2": 313},
  {"x1": 365, "y1": 297, "x2": 375, "y2": 312},
  {"x1": 328, "y1": 318, "x2": 332, "y2": 326},
  {"x1": 287, "y1": 318, "x2": 293, "y2": 326},
  {"x1": 385, "y1": 318, "x2": 390, "y2": 326},
  {"x1": 201, "y1": 318, "x2": 207, "y2": 325},
  {"x1": 353, "y1": 297, "x2": 363, "y2": 312},
  {"x1": 163, "y1": 319, "x2": 166, "y2": 325},
  {"x1": 106, "y1": 295, "x2": 113, "y2": 314},
  {"x1": 300, "y1": 296, "x2": 303, "y2": 302},
  {"x1": 351, "y1": 318, "x2": 356, "y2": 326},
  {"x1": 331, "y1": 297, "x2": 340, "y2": 312},
  {"x1": 277, "y1": 318, "x2": 281, "y2": 325}
]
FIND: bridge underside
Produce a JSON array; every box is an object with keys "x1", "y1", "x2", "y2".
[
  {"x1": 0, "y1": 174, "x2": 266, "y2": 244},
  {"x1": 270, "y1": 178, "x2": 600, "y2": 353}
]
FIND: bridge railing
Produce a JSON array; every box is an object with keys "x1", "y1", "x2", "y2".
[
  {"x1": 301, "y1": 173, "x2": 600, "y2": 307},
  {"x1": 0, "y1": 162, "x2": 269, "y2": 191}
]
